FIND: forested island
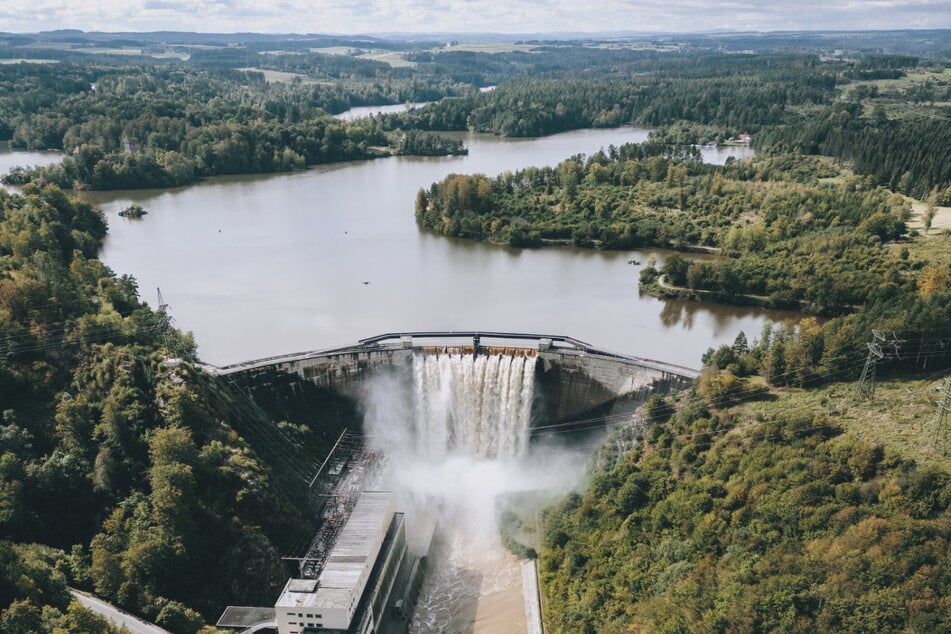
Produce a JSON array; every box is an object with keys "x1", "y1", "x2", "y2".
[{"x1": 0, "y1": 28, "x2": 949, "y2": 634}]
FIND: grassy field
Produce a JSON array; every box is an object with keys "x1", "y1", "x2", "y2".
[
  {"x1": 433, "y1": 43, "x2": 540, "y2": 54},
  {"x1": 849, "y1": 67, "x2": 951, "y2": 120},
  {"x1": 358, "y1": 51, "x2": 416, "y2": 68},
  {"x1": 75, "y1": 46, "x2": 189, "y2": 60},
  {"x1": 741, "y1": 375, "x2": 951, "y2": 471},
  {"x1": 310, "y1": 46, "x2": 417, "y2": 68},
  {"x1": 0, "y1": 59, "x2": 60, "y2": 64},
  {"x1": 859, "y1": 66, "x2": 951, "y2": 91},
  {"x1": 890, "y1": 200, "x2": 951, "y2": 271},
  {"x1": 905, "y1": 198, "x2": 951, "y2": 232}
]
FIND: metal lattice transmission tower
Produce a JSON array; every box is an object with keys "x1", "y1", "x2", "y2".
[
  {"x1": 855, "y1": 329, "x2": 903, "y2": 399},
  {"x1": 928, "y1": 375, "x2": 951, "y2": 455},
  {"x1": 156, "y1": 287, "x2": 176, "y2": 357}
]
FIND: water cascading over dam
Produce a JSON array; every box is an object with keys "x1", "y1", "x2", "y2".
[
  {"x1": 379, "y1": 351, "x2": 547, "y2": 634},
  {"x1": 410, "y1": 351, "x2": 536, "y2": 460},
  {"x1": 218, "y1": 332, "x2": 698, "y2": 439}
]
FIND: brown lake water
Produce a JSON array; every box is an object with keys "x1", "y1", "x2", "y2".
[{"x1": 2, "y1": 130, "x2": 781, "y2": 368}]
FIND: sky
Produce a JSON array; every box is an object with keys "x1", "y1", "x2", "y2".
[{"x1": 0, "y1": 0, "x2": 947, "y2": 35}]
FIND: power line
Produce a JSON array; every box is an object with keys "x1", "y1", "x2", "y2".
[
  {"x1": 855, "y1": 329, "x2": 903, "y2": 400},
  {"x1": 202, "y1": 384, "x2": 315, "y2": 483},
  {"x1": 928, "y1": 375, "x2": 951, "y2": 456}
]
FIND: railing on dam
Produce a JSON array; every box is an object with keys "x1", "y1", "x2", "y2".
[
  {"x1": 209, "y1": 331, "x2": 700, "y2": 380},
  {"x1": 358, "y1": 330, "x2": 592, "y2": 350}
]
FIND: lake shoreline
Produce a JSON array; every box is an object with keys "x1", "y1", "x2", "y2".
[{"x1": 2, "y1": 128, "x2": 775, "y2": 369}]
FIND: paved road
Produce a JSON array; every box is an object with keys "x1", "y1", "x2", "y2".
[{"x1": 69, "y1": 589, "x2": 170, "y2": 634}]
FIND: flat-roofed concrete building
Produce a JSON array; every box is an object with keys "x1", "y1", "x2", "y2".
[{"x1": 275, "y1": 491, "x2": 408, "y2": 634}]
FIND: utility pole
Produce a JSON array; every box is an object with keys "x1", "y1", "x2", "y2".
[
  {"x1": 928, "y1": 375, "x2": 951, "y2": 455},
  {"x1": 855, "y1": 329, "x2": 902, "y2": 400}
]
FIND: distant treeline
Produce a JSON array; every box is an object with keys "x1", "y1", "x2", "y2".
[
  {"x1": 386, "y1": 54, "x2": 839, "y2": 136},
  {"x1": 2, "y1": 51, "x2": 947, "y2": 194},
  {"x1": 391, "y1": 53, "x2": 950, "y2": 199},
  {"x1": 0, "y1": 63, "x2": 467, "y2": 189}
]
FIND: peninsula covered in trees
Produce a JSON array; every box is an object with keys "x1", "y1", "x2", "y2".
[{"x1": 0, "y1": 61, "x2": 465, "y2": 190}]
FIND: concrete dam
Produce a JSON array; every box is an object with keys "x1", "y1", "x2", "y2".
[
  {"x1": 213, "y1": 333, "x2": 698, "y2": 634},
  {"x1": 214, "y1": 331, "x2": 699, "y2": 434}
]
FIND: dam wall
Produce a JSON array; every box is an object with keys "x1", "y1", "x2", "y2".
[
  {"x1": 533, "y1": 348, "x2": 694, "y2": 424},
  {"x1": 214, "y1": 332, "x2": 698, "y2": 427}
]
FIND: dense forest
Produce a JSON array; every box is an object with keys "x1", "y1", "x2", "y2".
[
  {"x1": 540, "y1": 383, "x2": 951, "y2": 633},
  {"x1": 0, "y1": 184, "x2": 352, "y2": 631},
  {"x1": 387, "y1": 54, "x2": 839, "y2": 135}
]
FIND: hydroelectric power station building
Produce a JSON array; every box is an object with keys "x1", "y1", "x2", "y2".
[
  {"x1": 275, "y1": 492, "x2": 407, "y2": 634},
  {"x1": 219, "y1": 490, "x2": 415, "y2": 634}
]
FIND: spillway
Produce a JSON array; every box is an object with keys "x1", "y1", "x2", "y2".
[
  {"x1": 410, "y1": 351, "x2": 536, "y2": 460},
  {"x1": 361, "y1": 350, "x2": 561, "y2": 634}
]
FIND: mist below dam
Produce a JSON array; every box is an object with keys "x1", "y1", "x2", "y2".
[{"x1": 360, "y1": 349, "x2": 616, "y2": 633}]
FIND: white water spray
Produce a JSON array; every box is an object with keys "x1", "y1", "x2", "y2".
[
  {"x1": 411, "y1": 351, "x2": 536, "y2": 460},
  {"x1": 361, "y1": 349, "x2": 592, "y2": 634}
]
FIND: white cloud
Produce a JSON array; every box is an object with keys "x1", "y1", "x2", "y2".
[{"x1": 0, "y1": 0, "x2": 948, "y2": 33}]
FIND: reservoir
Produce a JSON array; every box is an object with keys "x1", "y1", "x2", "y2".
[
  {"x1": 1, "y1": 130, "x2": 769, "y2": 633},
  {"x1": 4, "y1": 129, "x2": 769, "y2": 368}
]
